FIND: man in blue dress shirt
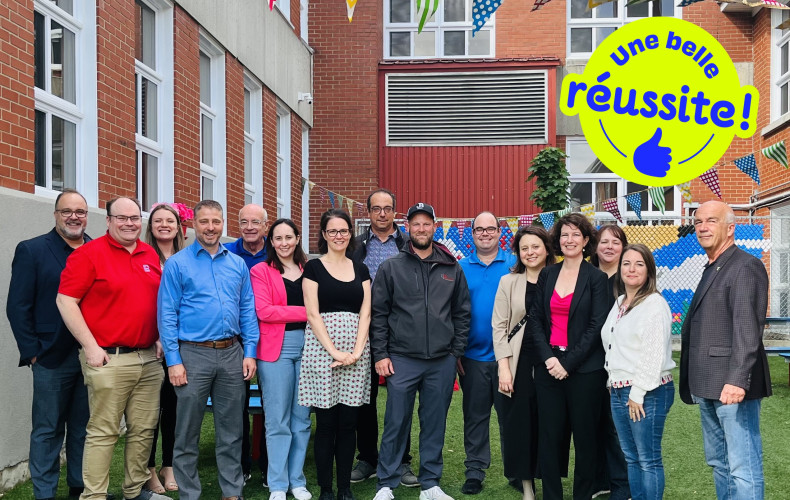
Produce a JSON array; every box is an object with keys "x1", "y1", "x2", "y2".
[{"x1": 157, "y1": 200, "x2": 259, "y2": 500}]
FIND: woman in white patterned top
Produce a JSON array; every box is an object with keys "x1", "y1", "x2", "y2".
[{"x1": 601, "y1": 243, "x2": 676, "y2": 500}]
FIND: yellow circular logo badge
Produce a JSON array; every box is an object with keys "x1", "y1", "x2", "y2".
[{"x1": 560, "y1": 17, "x2": 758, "y2": 187}]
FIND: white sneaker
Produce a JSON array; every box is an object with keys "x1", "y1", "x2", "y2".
[
  {"x1": 373, "y1": 487, "x2": 395, "y2": 500},
  {"x1": 291, "y1": 487, "x2": 313, "y2": 500},
  {"x1": 269, "y1": 492, "x2": 287, "y2": 500},
  {"x1": 418, "y1": 486, "x2": 454, "y2": 500}
]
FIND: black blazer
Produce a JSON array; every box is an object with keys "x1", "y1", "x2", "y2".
[
  {"x1": 6, "y1": 228, "x2": 90, "y2": 368},
  {"x1": 528, "y1": 260, "x2": 609, "y2": 374},
  {"x1": 679, "y1": 245, "x2": 771, "y2": 404}
]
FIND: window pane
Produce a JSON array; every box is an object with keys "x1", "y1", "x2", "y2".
[
  {"x1": 277, "y1": 158, "x2": 284, "y2": 199},
  {"x1": 444, "y1": 31, "x2": 465, "y2": 56},
  {"x1": 141, "y1": 77, "x2": 158, "y2": 140},
  {"x1": 390, "y1": 32, "x2": 410, "y2": 57},
  {"x1": 245, "y1": 193, "x2": 253, "y2": 205},
  {"x1": 244, "y1": 89, "x2": 251, "y2": 133},
  {"x1": 51, "y1": 21, "x2": 76, "y2": 103},
  {"x1": 571, "y1": 28, "x2": 593, "y2": 53},
  {"x1": 444, "y1": 0, "x2": 465, "y2": 22},
  {"x1": 201, "y1": 114, "x2": 213, "y2": 166},
  {"x1": 596, "y1": 27, "x2": 616, "y2": 48},
  {"x1": 51, "y1": 115, "x2": 76, "y2": 191},
  {"x1": 135, "y1": 0, "x2": 156, "y2": 69},
  {"x1": 658, "y1": 0, "x2": 674, "y2": 17},
  {"x1": 663, "y1": 185, "x2": 674, "y2": 212},
  {"x1": 49, "y1": 0, "x2": 73, "y2": 15},
  {"x1": 597, "y1": 1, "x2": 617, "y2": 19},
  {"x1": 200, "y1": 52, "x2": 211, "y2": 105},
  {"x1": 782, "y1": 43, "x2": 788, "y2": 76},
  {"x1": 782, "y1": 83, "x2": 788, "y2": 115},
  {"x1": 140, "y1": 152, "x2": 158, "y2": 211},
  {"x1": 571, "y1": 0, "x2": 591, "y2": 19},
  {"x1": 468, "y1": 30, "x2": 490, "y2": 56},
  {"x1": 390, "y1": 0, "x2": 410, "y2": 23},
  {"x1": 35, "y1": 110, "x2": 46, "y2": 187},
  {"x1": 627, "y1": 1, "x2": 649, "y2": 18},
  {"x1": 596, "y1": 182, "x2": 618, "y2": 202},
  {"x1": 34, "y1": 12, "x2": 45, "y2": 90},
  {"x1": 784, "y1": 11, "x2": 790, "y2": 37},
  {"x1": 570, "y1": 182, "x2": 592, "y2": 207},
  {"x1": 201, "y1": 175, "x2": 214, "y2": 199},
  {"x1": 414, "y1": 30, "x2": 436, "y2": 57},
  {"x1": 626, "y1": 182, "x2": 649, "y2": 211},
  {"x1": 245, "y1": 140, "x2": 253, "y2": 185}
]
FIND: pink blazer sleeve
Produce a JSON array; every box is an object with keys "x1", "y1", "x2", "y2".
[{"x1": 250, "y1": 262, "x2": 308, "y2": 324}]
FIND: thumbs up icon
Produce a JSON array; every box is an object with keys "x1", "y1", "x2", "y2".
[{"x1": 633, "y1": 128, "x2": 672, "y2": 178}]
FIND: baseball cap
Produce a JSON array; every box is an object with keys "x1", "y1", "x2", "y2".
[{"x1": 407, "y1": 202, "x2": 436, "y2": 220}]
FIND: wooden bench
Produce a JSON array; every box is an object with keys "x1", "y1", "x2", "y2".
[{"x1": 205, "y1": 383, "x2": 263, "y2": 414}]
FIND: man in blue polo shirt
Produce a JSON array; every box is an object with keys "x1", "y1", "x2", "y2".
[{"x1": 457, "y1": 211, "x2": 515, "y2": 495}]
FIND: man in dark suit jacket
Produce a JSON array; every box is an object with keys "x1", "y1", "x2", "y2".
[
  {"x1": 6, "y1": 189, "x2": 91, "y2": 500},
  {"x1": 680, "y1": 200, "x2": 771, "y2": 500}
]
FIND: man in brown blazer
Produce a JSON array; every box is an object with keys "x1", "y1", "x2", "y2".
[{"x1": 680, "y1": 200, "x2": 771, "y2": 500}]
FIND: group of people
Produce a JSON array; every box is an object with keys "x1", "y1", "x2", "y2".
[{"x1": 7, "y1": 186, "x2": 772, "y2": 500}]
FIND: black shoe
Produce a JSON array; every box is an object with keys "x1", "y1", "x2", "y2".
[
  {"x1": 507, "y1": 478, "x2": 523, "y2": 493},
  {"x1": 69, "y1": 488, "x2": 115, "y2": 500},
  {"x1": 461, "y1": 478, "x2": 483, "y2": 495},
  {"x1": 337, "y1": 488, "x2": 356, "y2": 500},
  {"x1": 318, "y1": 490, "x2": 335, "y2": 500}
]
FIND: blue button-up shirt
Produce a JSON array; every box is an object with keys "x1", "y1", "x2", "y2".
[
  {"x1": 364, "y1": 230, "x2": 400, "y2": 282},
  {"x1": 224, "y1": 237, "x2": 267, "y2": 270},
  {"x1": 158, "y1": 240, "x2": 259, "y2": 366}
]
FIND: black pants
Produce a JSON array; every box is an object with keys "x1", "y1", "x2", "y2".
[
  {"x1": 356, "y1": 362, "x2": 411, "y2": 466},
  {"x1": 534, "y1": 365, "x2": 606, "y2": 500},
  {"x1": 149, "y1": 362, "x2": 176, "y2": 468},
  {"x1": 242, "y1": 379, "x2": 268, "y2": 476},
  {"x1": 316, "y1": 404, "x2": 359, "y2": 490}
]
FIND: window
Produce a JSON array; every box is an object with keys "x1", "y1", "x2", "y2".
[
  {"x1": 300, "y1": 0, "x2": 308, "y2": 43},
  {"x1": 568, "y1": 0, "x2": 677, "y2": 59},
  {"x1": 384, "y1": 0, "x2": 494, "y2": 59},
  {"x1": 275, "y1": 0, "x2": 290, "y2": 24},
  {"x1": 244, "y1": 73, "x2": 263, "y2": 206},
  {"x1": 566, "y1": 138, "x2": 679, "y2": 219},
  {"x1": 771, "y1": 204, "x2": 790, "y2": 317},
  {"x1": 276, "y1": 104, "x2": 291, "y2": 218},
  {"x1": 199, "y1": 33, "x2": 227, "y2": 213},
  {"x1": 134, "y1": 0, "x2": 173, "y2": 212},
  {"x1": 772, "y1": 10, "x2": 790, "y2": 123},
  {"x1": 34, "y1": 0, "x2": 98, "y2": 203}
]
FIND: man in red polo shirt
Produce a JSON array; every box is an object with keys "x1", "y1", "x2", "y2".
[{"x1": 57, "y1": 197, "x2": 167, "y2": 500}]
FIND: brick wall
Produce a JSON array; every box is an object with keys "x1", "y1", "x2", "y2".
[
  {"x1": 173, "y1": 6, "x2": 201, "y2": 209},
  {"x1": 497, "y1": 0, "x2": 566, "y2": 61},
  {"x1": 225, "y1": 55, "x2": 245, "y2": 235},
  {"x1": 290, "y1": 115, "x2": 303, "y2": 228},
  {"x1": 262, "y1": 87, "x2": 279, "y2": 220}
]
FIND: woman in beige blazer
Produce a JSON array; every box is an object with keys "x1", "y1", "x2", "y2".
[{"x1": 492, "y1": 225, "x2": 555, "y2": 500}]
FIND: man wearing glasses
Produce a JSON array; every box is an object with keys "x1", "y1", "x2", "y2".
[
  {"x1": 57, "y1": 197, "x2": 166, "y2": 500},
  {"x1": 348, "y1": 189, "x2": 417, "y2": 488},
  {"x1": 457, "y1": 212, "x2": 515, "y2": 495},
  {"x1": 7, "y1": 189, "x2": 93, "y2": 500}
]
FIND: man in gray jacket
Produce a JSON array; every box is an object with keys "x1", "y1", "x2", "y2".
[{"x1": 370, "y1": 203, "x2": 471, "y2": 500}]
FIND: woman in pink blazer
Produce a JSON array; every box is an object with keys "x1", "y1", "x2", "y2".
[{"x1": 251, "y1": 219, "x2": 312, "y2": 500}]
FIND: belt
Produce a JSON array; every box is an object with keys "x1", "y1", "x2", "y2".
[
  {"x1": 550, "y1": 345, "x2": 568, "y2": 352},
  {"x1": 181, "y1": 337, "x2": 237, "y2": 349},
  {"x1": 101, "y1": 346, "x2": 143, "y2": 355}
]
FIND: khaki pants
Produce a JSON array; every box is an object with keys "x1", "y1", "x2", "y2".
[{"x1": 80, "y1": 346, "x2": 163, "y2": 499}]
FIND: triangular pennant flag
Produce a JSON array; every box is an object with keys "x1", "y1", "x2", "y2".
[
  {"x1": 300, "y1": 177, "x2": 306, "y2": 194},
  {"x1": 602, "y1": 198, "x2": 623, "y2": 223},
  {"x1": 336, "y1": 194, "x2": 345, "y2": 211},
  {"x1": 557, "y1": 207, "x2": 571, "y2": 218},
  {"x1": 416, "y1": 0, "x2": 440, "y2": 33},
  {"x1": 308, "y1": 181, "x2": 316, "y2": 194},
  {"x1": 346, "y1": 0, "x2": 358, "y2": 21},
  {"x1": 677, "y1": 0, "x2": 705, "y2": 5},
  {"x1": 346, "y1": 197, "x2": 354, "y2": 213},
  {"x1": 532, "y1": 0, "x2": 553, "y2": 10},
  {"x1": 538, "y1": 212, "x2": 555, "y2": 230},
  {"x1": 269, "y1": 0, "x2": 275, "y2": 10},
  {"x1": 734, "y1": 154, "x2": 761, "y2": 185},
  {"x1": 700, "y1": 168, "x2": 722, "y2": 199},
  {"x1": 648, "y1": 187, "x2": 666, "y2": 214},
  {"x1": 626, "y1": 193, "x2": 643, "y2": 220},
  {"x1": 518, "y1": 214, "x2": 534, "y2": 227},
  {"x1": 456, "y1": 219, "x2": 468, "y2": 232},
  {"x1": 442, "y1": 220, "x2": 452, "y2": 234},
  {"x1": 507, "y1": 217, "x2": 519, "y2": 235},
  {"x1": 589, "y1": 0, "x2": 615, "y2": 9},
  {"x1": 356, "y1": 202, "x2": 365, "y2": 217},
  {"x1": 581, "y1": 204, "x2": 595, "y2": 222},
  {"x1": 761, "y1": 140, "x2": 788, "y2": 168},
  {"x1": 320, "y1": 187, "x2": 326, "y2": 203},
  {"x1": 678, "y1": 182, "x2": 693, "y2": 204},
  {"x1": 328, "y1": 191, "x2": 336, "y2": 207},
  {"x1": 472, "y1": 0, "x2": 503, "y2": 35},
  {"x1": 743, "y1": 0, "x2": 790, "y2": 8}
]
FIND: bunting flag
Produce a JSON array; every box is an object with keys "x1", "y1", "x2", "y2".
[
  {"x1": 300, "y1": 177, "x2": 306, "y2": 194},
  {"x1": 328, "y1": 191, "x2": 336, "y2": 207},
  {"x1": 346, "y1": 197, "x2": 354, "y2": 213},
  {"x1": 648, "y1": 186, "x2": 666, "y2": 214},
  {"x1": 588, "y1": 0, "x2": 615, "y2": 9},
  {"x1": 779, "y1": 17, "x2": 790, "y2": 30},
  {"x1": 506, "y1": 217, "x2": 519, "y2": 235},
  {"x1": 602, "y1": 198, "x2": 623, "y2": 223},
  {"x1": 320, "y1": 187, "x2": 326, "y2": 203},
  {"x1": 456, "y1": 219, "x2": 468, "y2": 232},
  {"x1": 538, "y1": 212, "x2": 555, "y2": 230},
  {"x1": 308, "y1": 181, "x2": 316, "y2": 194},
  {"x1": 442, "y1": 220, "x2": 452, "y2": 234},
  {"x1": 556, "y1": 207, "x2": 571, "y2": 218},
  {"x1": 734, "y1": 154, "x2": 761, "y2": 185},
  {"x1": 761, "y1": 140, "x2": 788, "y2": 168},
  {"x1": 269, "y1": 0, "x2": 275, "y2": 10},
  {"x1": 625, "y1": 0, "x2": 650, "y2": 5},
  {"x1": 743, "y1": 0, "x2": 790, "y2": 8},
  {"x1": 355, "y1": 202, "x2": 365, "y2": 217},
  {"x1": 346, "y1": 0, "x2": 358, "y2": 21},
  {"x1": 531, "y1": 0, "x2": 553, "y2": 11},
  {"x1": 678, "y1": 0, "x2": 705, "y2": 5},
  {"x1": 518, "y1": 214, "x2": 534, "y2": 227},
  {"x1": 626, "y1": 193, "x2": 643, "y2": 221},
  {"x1": 472, "y1": 0, "x2": 502, "y2": 35},
  {"x1": 678, "y1": 182, "x2": 694, "y2": 204},
  {"x1": 580, "y1": 204, "x2": 596, "y2": 222},
  {"x1": 700, "y1": 168, "x2": 722, "y2": 199},
  {"x1": 336, "y1": 194, "x2": 345, "y2": 211},
  {"x1": 416, "y1": 0, "x2": 440, "y2": 33}
]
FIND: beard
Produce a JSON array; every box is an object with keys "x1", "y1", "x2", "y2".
[{"x1": 411, "y1": 233, "x2": 433, "y2": 250}]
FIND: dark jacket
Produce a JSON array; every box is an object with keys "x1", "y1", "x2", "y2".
[
  {"x1": 348, "y1": 222, "x2": 410, "y2": 264},
  {"x1": 6, "y1": 228, "x2": 91, "y2": 367},
  {"x1": 528, "y1": 260, "x2": 609, "y2": 374},
  {"x1": 370, "y1": 242, "x2": 471, "y2": 362}
]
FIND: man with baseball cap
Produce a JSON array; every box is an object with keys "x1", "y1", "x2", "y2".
[{"x1": 370, "y1": 203, "x2": 471, "y2": 500}]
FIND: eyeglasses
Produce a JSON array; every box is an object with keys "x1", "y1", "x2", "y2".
[
  {"x1": 109, "y1": 215, "x2": 142, "y2": 223},
  {"x1": 473, "y1": 226, "x2": 499, "y2": 235},
  {"x1": 370, "y1": 206, "x2": 394, "y2": 215},
  {"x1": 55, "y1": 209, "x2": 88, "y2": 218},
  {"x1": 240, "y1": 219, "x2": 267, "y2": 227},
  {"x1": 324, "y1": 229, "x2": 350, "y2": 238}
]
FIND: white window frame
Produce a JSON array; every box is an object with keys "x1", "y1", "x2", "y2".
[
  {"x1": 771, "y1": 10, "x2": 790, "y2": 125},
  {"x1": 198, "y1": 32, "x2": 227, "y2": 221},
  {"x1": 565, "y1": 137, "x2": 680, "y2": 220},
  {"x1": 276, "y1": 102, "x2": 292, "y2": 218},
  {"x1": 275, "y1": 0, "x2": 291, "y2": 25},
  {"x1": 243, "y1": 72, "x2": 263, "y2": 206},
  {"x1": 134, "y1": 0, "x2": 174, "y2": 212},
  {"x1": 33, "y1": 0, "x2": 98, "y2": 206},
  {"x1": 567, "y1": 0, "x2": 681, "y2": 60},
  {"x1": 300, "y1": 0, "x2": 308, "y2": 43},
  {"x1": 383, "y1": 0, "x2": 495, "y2": 60},
  {"x1": 301, "y1": 125, "x2": 310, "y2": 251}
]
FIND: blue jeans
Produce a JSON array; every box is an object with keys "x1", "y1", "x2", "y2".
[
  {"x1": 693, "y1": 395, "x2": 764, "y2": 500},
  {"x1": 30, "y1": 354, "x2": 89, "y2": 499},
  {"x1": 258, "y1": 330, "x2": 311, "y2": 493},
  {"x1": 610, "y1": 382, "x2": 674, "y2": 500}
]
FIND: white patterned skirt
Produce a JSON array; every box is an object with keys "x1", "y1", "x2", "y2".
[{"x1": 298, "y1": 311, "x2": 371, "y2": 409}]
